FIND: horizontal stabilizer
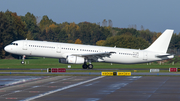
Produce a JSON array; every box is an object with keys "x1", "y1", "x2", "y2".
[{"x1": 156, "y1": 54, "x2": 174, "y2": 58}]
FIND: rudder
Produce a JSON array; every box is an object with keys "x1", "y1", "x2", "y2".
[{"x1": 145, "y1": 29, "x2": 174, "y2": 53}]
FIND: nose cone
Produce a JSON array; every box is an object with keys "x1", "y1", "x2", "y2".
[{"x1": 4, "y1": 46, "x2": 9, "y2": 52}]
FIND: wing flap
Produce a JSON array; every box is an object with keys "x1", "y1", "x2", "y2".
[{"x1": 71, "y1": 52, "x2": 116, "y2": 60}]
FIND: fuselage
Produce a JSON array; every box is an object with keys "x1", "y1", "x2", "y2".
[{"x1": 4, "y1": 40, "x2": 173, "y2": 64}]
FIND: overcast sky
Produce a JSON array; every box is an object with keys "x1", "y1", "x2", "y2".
[{"x1": 0, "y1": 0, "x2": 180, "y2": 33}]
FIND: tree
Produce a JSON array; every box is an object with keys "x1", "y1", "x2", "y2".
[
  {"x1": 75, "y1": 39, "x2": 82, "y2": 44},
  {"x1": 104, "y1": 35, "x2": 149, "y2": 49},
  {"x1": 21, "y1": 12, "x2": 40, "y2": 39},
  {"x1": 78, "y1": 22, "x2": 111, "y2": 45},
  {"x1": 62, "y1": 22, "x2": 80, "y2": 41},
  {"x1": 169, "y1": 34, "x2": 180, "y2": 49},
  {"x1": 108, "y1": 19, "x2": 113, "y2": 27},
  {"x1": 39, "y1": 15, "x2": 55, "y2": 30},
  {"x1": 57, "y1": 30, "x2": 68, "y2": 42},
  {"x1": 0, "y1": 10, "x2": 27, "y2": 58},
  {"x1": 96, "y1": 40, "x2": 105, "y2": 46},
  {"x1": 102, "y1": 19, "x2": 107, "y2": 27},
  {"x1": 45, "y1": 23, "x2": 58, "y2": 33},
  {"x1": 139, "y1": 29, "x2": 154, "y2": 43},
  {"x1": 117, "y1": 28, "x2": 140, "y2": 37}
]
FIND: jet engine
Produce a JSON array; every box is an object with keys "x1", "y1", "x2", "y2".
[{"x1": 59, "y1": 56, "x2": 84, "y2": 64}]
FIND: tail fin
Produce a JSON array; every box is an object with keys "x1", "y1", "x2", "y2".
[{"x1": 145, "y1": 29, "x2": 174, "y2": 53}]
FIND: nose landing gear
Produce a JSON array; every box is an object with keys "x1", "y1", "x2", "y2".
[{"x1": 21, "y1": 55, "x2": 25, "y2": 64}]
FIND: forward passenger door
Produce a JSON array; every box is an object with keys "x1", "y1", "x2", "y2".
[
  {"x1": 23, "y1": 41, "x2": 28, "y2": 50},
  {"x1": 56, "y1": 44, "x2": 61, "y2": 53}
]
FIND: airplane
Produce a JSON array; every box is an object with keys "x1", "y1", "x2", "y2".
[{"x1": 4, "y1": 29, "x2": 174, "y2": 69}]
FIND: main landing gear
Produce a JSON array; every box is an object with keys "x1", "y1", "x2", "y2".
[
  {"x1": 21, "y1": 55, "x2": 25, "y2": 64},
  {"x1": 82, "y1": 62, "x2": 93, "y2": 69}
]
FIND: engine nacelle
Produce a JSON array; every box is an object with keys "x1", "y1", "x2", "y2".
[
  {"x1": 59, "y1": 58, "x2": 67, "y2": 64},
  {"x1": 59, "y1": 56, "x2": 85, "y2": 64}
]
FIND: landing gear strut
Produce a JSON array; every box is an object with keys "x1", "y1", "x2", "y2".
[
  {"x1": 82, "y1": 62, "x2": 93, "y2": 69},
  {"x1": 21, "y1": 55, "x2": 25, "y2": 64}
]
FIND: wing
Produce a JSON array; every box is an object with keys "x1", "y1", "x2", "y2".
[{"x1": 71, "y1": 52, "x2": 116, "y2": 61}]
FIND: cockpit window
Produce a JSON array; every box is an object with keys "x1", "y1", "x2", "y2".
[{"x1": 10, "y1": 43, "x2": 18, "y2": 46}]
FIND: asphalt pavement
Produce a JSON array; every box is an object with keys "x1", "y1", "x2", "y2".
[{"x1": 0, "y1": 76, "x2": 180, "y2": 101}]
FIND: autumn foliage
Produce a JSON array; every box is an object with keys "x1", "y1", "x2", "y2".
[
  {"x1": 0, "y1": 10, "x2": 178, "y2": 59},
  {"x1": 75, "y1": 39, "x2": 82, "y2": 44}
]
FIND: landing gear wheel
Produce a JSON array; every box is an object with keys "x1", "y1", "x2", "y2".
[
  {"x1": 82, "y1": 64, "x2": 88, "y2": 69},
  {"x1": 88, "y1": 64, "x2": 93, "y2": 69},
  {"x1": 21, "y1": 55, "x2": 25, "y2": 64},
  {"x1": 21, "y1": 61, "x2": 24, "y2": 64}
]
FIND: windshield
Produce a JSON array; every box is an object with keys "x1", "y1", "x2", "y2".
[{"x1": 10, "y1": 43, "x2": 18, "y2": 46}]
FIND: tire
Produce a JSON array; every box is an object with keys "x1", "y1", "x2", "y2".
[
  {"x1": 21, "y1": 61, "x2": 24, "y2": 64},
  {"x1": 88, "y1": 64, "x2": 93, "y2": 69},
  {"x1": 82, "y1": 64, "x2": 88, "y2": 69}
]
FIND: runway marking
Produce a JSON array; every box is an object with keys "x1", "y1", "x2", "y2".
[
  {"x1": 48, "y1": 86, "x2": 57, "y2": 88},
  {"x1": 14, "y1": 90, "x2": 22, "y2": 93},
  {"x1": 0, "y1": 76, "x2": 76, "y2": 97},
  {"x1": 29, "y1": 91, "x2": 40, "y2": 93},
  {"x1": 146, "y1": 77, "x2": 169, "y2": 100},
  {"x1": 18, "y1": 85, "x2": 26, "y2": 87},
  {"x1": 98, "y1": 83, "x2": 129, "y2": 95},
  {"x1": 6, "y1": 97, "x2": 17, "y2": 99},
  {"x1": 21, "y1": 76, "x2": 104, "y2": 101},
  {"x1": 126, "y1": 76, "x2": 142, "y2": 80},
  {"x1": 32, "y1": 86, "x2": 39, "y2": 88},
  {"x1": 63, "y1": 82, "x2": 71, "y2": 84},
  {"x1": 84, "y1": 81, "x2": 99, "y2": 87},
  {"x1": 96, "y1": 76, "x2": 142, "y2": 96},
  {"x1": 85, "y1": 98, "x2": 100, "y2": 101},
  {"x1": 0, "y1": 90, "x2": 6, "y2": 92},
  {"x1": 50, "y1": 82, "x2": 55, "y2": 84}
]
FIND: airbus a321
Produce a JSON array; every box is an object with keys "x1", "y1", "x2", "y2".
[{"x1": 4, "y1": 29, "x2": 174, "y2": 69}]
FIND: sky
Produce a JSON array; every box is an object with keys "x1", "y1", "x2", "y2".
[{"x1": 0, "y1": 0, "x2": 180, "y2": 33}]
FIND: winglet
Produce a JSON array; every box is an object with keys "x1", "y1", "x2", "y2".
[{"x1": 145, "y1": 29, "x2": 174, "y2": 53}]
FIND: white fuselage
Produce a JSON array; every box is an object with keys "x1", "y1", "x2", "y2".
[{"x1": 4, "y1": 40, "x2": 173, "y2": 64}]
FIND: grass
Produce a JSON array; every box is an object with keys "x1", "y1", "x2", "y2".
[{"x1": 0, "y1": 57, "x2": 179, "y2": 73}]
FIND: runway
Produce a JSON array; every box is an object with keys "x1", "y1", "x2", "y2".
[
  {"x1": 1, "y1": 72, "x2": 180, "y2": 76},
  {"x1": 0, "y1": 76, "x2": 180, "y2": 101}
]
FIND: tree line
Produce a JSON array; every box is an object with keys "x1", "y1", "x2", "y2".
[{"x1": 0, "y1": 10, "x2": 180, "y2": 59}]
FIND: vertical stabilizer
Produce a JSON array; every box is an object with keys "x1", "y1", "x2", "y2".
[{"x1": 145, "y1": 29, "x2": 174, "y2": 53}]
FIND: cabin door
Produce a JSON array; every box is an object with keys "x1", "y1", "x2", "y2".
[
  {"x1": 23, "y1": 41, "x2": 27, "y2": 50},
  {"x1": 143, "y1": 52, "x2": 148, "y2": 60},
  {"x1": 56, "y1": 44, "x2": 61, "y2": 53}
]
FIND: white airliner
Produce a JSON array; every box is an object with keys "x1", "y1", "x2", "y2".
[{"x1": 4, "y1": 29, "x2": 174, "y2": 69}]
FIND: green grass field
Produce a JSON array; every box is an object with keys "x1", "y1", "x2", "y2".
[
  {"x1": 0, "y1": 57, "x2": 180, "y2": 76},
  {"x1": 0, "y1": 57, "x2": 179, "y2": 70}
]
